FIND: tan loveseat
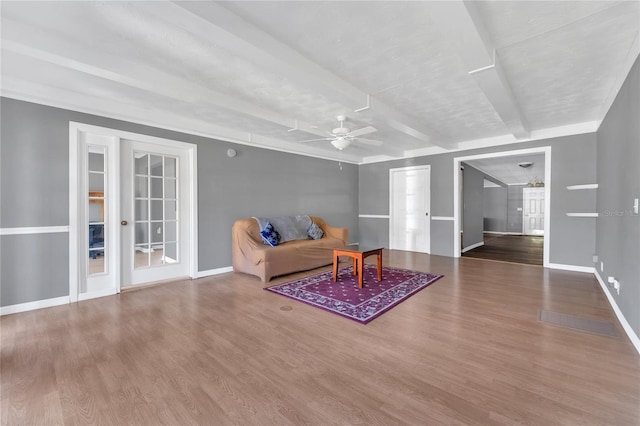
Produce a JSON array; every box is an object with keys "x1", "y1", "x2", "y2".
[{"x1": 232, "y1": 216, "x2": 348, "y2": 282}]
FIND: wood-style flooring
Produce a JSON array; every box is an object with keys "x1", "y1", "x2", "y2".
[
  {"x1": 463, "y1": 233, "x2": 544, "y2": 265},
  {"x1": 2, "y1": 251, "x2": 639, "y2": 425}
]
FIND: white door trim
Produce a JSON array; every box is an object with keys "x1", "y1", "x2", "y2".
[
  {"x1": 453, "y1": 146, "x2": 551, "y2": 267},
  {"x1": 69, "y1": 122, "x2": 198, "y2": 301},
  {"x1": 389, "y1": 165, "x2": 431, "y2": 253}
]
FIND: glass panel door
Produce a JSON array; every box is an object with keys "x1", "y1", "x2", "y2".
[
  {"x1": 133, "y1": 153, "x2": 179, "y2": 269},
  {"x1": 121, "y1": 139, "x2": 191, "y2": 287}
]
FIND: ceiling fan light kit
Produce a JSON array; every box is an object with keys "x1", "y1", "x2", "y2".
[
  {"x1": 331, "y1": 138, "x2": 351, "y2": 151},
  {"x1": 297, "y1": 115, "x2": 383, "y2": 151}
]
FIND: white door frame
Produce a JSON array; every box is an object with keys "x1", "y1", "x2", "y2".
[
  {"x1": 69, "y1": 122, "x2": 198, "y2": 302},
  {"x1": 389, "y1": 164, "x2": 431, "y2": 253},
  {"x1": 453, "y1": 146, "x2": 551, "y2": 267}
]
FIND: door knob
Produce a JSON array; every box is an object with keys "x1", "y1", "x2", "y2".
[{"x1": 121, "y1": 220, "x2": 128, "y2": 226}]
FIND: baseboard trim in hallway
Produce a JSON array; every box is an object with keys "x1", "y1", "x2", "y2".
[{"x1": 595, "y1": 269, "x2": 640, "y2": 355}]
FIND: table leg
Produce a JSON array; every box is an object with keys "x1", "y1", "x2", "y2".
[
  {"x1": 377, "y1": 250, "x2": 383, "y2": 281},
  {"x1": 333, "y1": 253, "x2": 338, "y2": 282},
  {"x1": 358, "y1": 253, "x2": 364, "y2": 288}
]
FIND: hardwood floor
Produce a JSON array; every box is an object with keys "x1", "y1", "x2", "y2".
[
  {"x1": 2, "y1": 251, "x2": 639, "y2": 425},
  {"x1": 463, "y1": 233, "x2": 544, "y2": 266}
]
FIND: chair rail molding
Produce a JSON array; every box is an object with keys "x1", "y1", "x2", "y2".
[
  {"x1": 358, "y1": 214, "x2": 390, "y2": 219},
  {"x1": 0, "y1": 226, "x2": 69, "y2": 235}
]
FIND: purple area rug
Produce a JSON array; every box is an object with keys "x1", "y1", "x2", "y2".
[{"x1": 265, "y1": 265, "x2": 443, "y2": 324}]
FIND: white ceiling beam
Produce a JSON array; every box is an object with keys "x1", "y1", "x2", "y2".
[
  {"x1": 2, "y1": 31, "x2": 406, "y2": 159},
  {"x1": 160, "y1": 1, "x2": 452, "y2": 148},
  {"x1": 1, "y1": 19, "x2": 327, "y2": 139},
  {"x1": 430, "y1": 1, "x2": 530, "y2": 141},
  {"x1": 1, "y1": 76, "x2": 367, "y2": 164}
]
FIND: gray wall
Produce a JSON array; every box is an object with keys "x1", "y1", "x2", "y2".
[
  {"x1": 359, "y1": 133, "x2": 597, "y2": 266},
  {"x1": 462, "y1": 164, "x2": 485, "y2": 249},
  {"x1": 0, "y1": 97, "x2": 359, "y2": 307},
  {"x1": 507, "y1": 185, "x2": 526, "y2": 233},
  {"x1": 484, "y1": 186, "x2": 508, "y2": 233},
  {"x1": 596, "y1": 56, "x2": 640, "y2": 338}
]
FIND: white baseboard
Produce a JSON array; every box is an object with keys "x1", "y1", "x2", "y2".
[
  {"x1": 197, "y1": 266, "x2": 234, "y2": 278},
  {"x1": 462, "y1": 241, "x2": 484, "y2": 253},
  {"x1": 547, "y1": 263, "x2": 595, "y2": 274},
  {"x1": 594, "y1": 270, "x2": 640, "y2": 355},
  {"x1": 78, "y1": 288, "x2": 118, "y2": 302},
  {"x1": 483, "y1": 231, "x2": 523, "y2": 235},
  {"x1": 0, "y1": 295, "x2": 70, "y2": 316}
]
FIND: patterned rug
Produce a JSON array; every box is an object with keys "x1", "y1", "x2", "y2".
[{"x1": 265, "y1": 265, "x2": 444, "y2": 324}]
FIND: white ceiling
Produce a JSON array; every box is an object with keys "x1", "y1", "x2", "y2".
[
  {"x1": 1, "y1": 1, "x2": 638, "y2": 164},
  {"x1": 465, "y1": 153, "x2": 546, "y2": 186}
]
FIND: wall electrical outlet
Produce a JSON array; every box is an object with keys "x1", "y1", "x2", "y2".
[
  {"x1": 600, "y1": 261, "x2": 604, "y2": 272},
  {"x1": 607, "y1": 276, "x2": 621, "y2": 295},
  {"x1": 593, "y1": 255, "x2": 598, "y2": 263}
]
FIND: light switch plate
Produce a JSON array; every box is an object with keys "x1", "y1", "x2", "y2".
[{"x1": 634, "y1": 198, "x2": 639, "y2": 214}]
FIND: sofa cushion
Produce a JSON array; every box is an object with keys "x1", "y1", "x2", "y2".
[
  {"x1": 255, "y1": 215, "x2": 312, "y2": 243},
  {"x1": 307, "y1": 221, "x2": 324, "y2": 240},
  {"x1": 260, "y1": 222, "x2": 281, "y2": 247}
]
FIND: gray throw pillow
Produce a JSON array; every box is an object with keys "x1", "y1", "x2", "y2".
[{"x1": 307, "y1": 221, "x2": 324, "y2": 240}]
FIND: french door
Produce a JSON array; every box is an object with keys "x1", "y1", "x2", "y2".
[
  {"x1": 120, "y1": 140, "x2": 191, "y2": 286},
  {"x1": 389, "y1": 165, "x2": 431, "y2": 253},
  {"x1": 70, "y1": 123, "x2": 196, "y2": 302}
]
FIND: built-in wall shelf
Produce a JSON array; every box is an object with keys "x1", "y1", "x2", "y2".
[
  {"x1": 566, "y1": 184, "x2": 598, "y2": 190},
  {"x1": 566, "y1": 213, "x2": 599, "y2": 217}
]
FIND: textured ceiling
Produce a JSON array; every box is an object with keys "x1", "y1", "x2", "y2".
[
  {"x1": 466, "y1": 154, "x2": 546, "y2": 185},
  {"x1": 1, "y1": 1, "x2": 638, "y2": 164}
]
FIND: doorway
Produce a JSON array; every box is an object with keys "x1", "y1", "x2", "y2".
[
  {"x1": 453, "y1": 147, "x2": 551, "y2": 267},
  {"x1": 69, "y1": 123, "x2": 198, "y2": 302},
  {"x1": 389, "y1": 165, "x2": 431, "y2": 253}
]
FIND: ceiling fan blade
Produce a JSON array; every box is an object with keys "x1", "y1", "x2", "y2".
[
  {"x1": 354, "y1": 138, "x2": 383, "y2": 146},
  {"x1": 348, "y1": 126, "x2": 377, "y2": 137},
  {"x1": 299, "y1": 138, "x2": 332, "y2": 143}
]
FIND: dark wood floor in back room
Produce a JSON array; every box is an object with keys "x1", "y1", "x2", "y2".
[
  {"x1": 463, "y1": 233, "x2": 544, "y2": 265},
  {"x1": 1, "y1": 251, "x2": 639, "y2": 425}
]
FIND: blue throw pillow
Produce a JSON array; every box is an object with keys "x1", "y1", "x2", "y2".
[
  {"x1": 307, "y1": 221, "x2": 324, "y2": 240},
  {"x1": 260, "y1": 222, "x2": 281, "y2": 247}
]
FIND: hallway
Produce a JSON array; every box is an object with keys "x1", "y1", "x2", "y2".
[{"x1": 462, "y1": 233, "x2": 544, "y2": 266}]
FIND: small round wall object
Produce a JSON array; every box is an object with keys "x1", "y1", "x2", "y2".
[{"x1": 227, "y1": 148, "x2": 237, "y2": 158}]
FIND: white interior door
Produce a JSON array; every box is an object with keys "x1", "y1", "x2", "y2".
[
  {"x1": 389, "y1": 166, "x2": 431, "y2": 253},
  {"x1": 121, "y1": 139, "x2": 191, "y2": 286},
  {"x1": 523, "y1": 187, "x2": 545, "y2": 235}
]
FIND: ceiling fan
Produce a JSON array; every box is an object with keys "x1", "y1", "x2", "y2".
[{"x1": 299, "y1": 115, "x2": 383, "y2": 150}]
